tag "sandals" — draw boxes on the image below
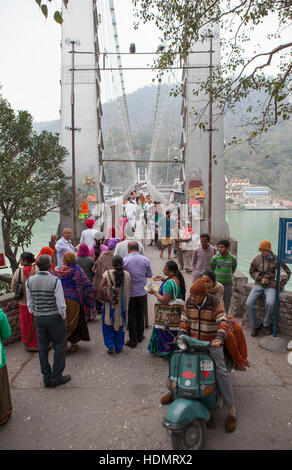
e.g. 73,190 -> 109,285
70,344 -> 79,353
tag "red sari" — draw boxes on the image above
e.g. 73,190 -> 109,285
19,266 -> 38,352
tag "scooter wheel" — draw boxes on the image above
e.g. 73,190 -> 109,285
171,419 -> 205,450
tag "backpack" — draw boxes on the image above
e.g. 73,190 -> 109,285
99,271 -> 119,305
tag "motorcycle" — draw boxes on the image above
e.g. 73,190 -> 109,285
163,328 -> 233,450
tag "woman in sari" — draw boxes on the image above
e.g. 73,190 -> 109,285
55,251 -> 96,353
93,238 -> 119,316
76,243 -> 94,282
35,246 -> 56,274
99,255 -> 131,354
0,308 -> 12,427
118,206 -> 129,240
201,270 -> 250,371
11,252 -> 39,352
148,260 -> 186,357
76,243 -> 96,322
93,238 -> 118,291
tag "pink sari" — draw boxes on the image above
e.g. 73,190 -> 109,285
19,266 -> 38,351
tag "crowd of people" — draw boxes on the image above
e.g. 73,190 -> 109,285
1,192 -> 291,435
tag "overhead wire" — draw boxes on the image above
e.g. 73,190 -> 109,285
98,0 -> 136,192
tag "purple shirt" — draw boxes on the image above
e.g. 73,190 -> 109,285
192,244 -> 216,280
123,252 -> 153,297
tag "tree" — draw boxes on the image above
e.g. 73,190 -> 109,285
0,97 -> 71,272
133,0 -> 292,146
34,0 -> 68,24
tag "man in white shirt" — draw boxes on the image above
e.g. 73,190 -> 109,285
26,254 -> 70,388
55,228 -> 75,268
114,226 -> 145,259
125,198 -> 137,230
80,219 -> 97,248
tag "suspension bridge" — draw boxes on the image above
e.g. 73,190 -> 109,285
59,0 -> 229,244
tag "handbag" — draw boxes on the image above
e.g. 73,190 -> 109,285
154,279 -> 184,329
14,268 -> 24,301
98,271 -> 119,305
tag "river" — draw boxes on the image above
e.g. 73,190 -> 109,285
2,209 -> 292,289
226,209 -> 292,289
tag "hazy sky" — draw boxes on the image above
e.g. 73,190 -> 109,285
0,1 -> 289,122
0,0 -> 161,122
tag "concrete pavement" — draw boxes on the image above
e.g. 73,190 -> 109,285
1,244 -> 292,450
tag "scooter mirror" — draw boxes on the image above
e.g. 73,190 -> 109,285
176,336 -> 188,351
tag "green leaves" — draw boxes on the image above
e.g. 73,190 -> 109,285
41,4 -> 48,18
34,1 -> 64,24
133,0 -> 292,141
54,11 -> 63,24
0,97 -> 70,271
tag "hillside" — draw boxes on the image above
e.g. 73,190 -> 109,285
33,85 -> 292,196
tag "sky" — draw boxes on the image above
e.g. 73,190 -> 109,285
0,1 -> 290,123
0,0 -> 162,123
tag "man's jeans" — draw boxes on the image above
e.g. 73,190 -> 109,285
246,285 -> 276,329
223,283 -> 233,314
35,314 -> 66,386
209,346 -> 234,407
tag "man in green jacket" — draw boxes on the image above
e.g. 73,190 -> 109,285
210,239 -> 237,313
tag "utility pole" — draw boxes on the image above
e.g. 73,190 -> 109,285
65,38 -> 81,245
208,34 -> 213,237
71,40 -> 78,245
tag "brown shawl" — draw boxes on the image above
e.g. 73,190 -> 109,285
103,270 -> 131,331
93,249 -> 114,291
209,282 -> 224,301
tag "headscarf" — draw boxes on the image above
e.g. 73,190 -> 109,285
94,231 -> 104,242
86,219 -> 95,228
100,244 -> 109,254
77,243 -> 90,257
35,246 -> 55,273
55,263 -> 96,308
107,238 -> 118,250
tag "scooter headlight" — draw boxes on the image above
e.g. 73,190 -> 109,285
176,336 -> 188,351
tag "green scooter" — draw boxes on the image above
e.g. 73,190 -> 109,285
163,331 -> 232,450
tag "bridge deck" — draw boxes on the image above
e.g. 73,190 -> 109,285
1,245 -> 292,450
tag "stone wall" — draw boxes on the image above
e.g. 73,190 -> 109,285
230,271 -> 292,337
0,293 -> 21,345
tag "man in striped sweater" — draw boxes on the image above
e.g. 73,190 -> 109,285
210,239 -> 237,313
26,254 -> 70,388
179,278 -> 236,432
161,279 -> 236,432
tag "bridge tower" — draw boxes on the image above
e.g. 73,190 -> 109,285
181,27 -> 229,240
60,0 -> 104,242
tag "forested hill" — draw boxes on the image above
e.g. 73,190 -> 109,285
33,84 -> 292,197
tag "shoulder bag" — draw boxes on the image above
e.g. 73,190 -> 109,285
98,271 -> 119,305
14,268 -> 24,301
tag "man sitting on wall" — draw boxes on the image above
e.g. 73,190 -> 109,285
246,240 -> 291,336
